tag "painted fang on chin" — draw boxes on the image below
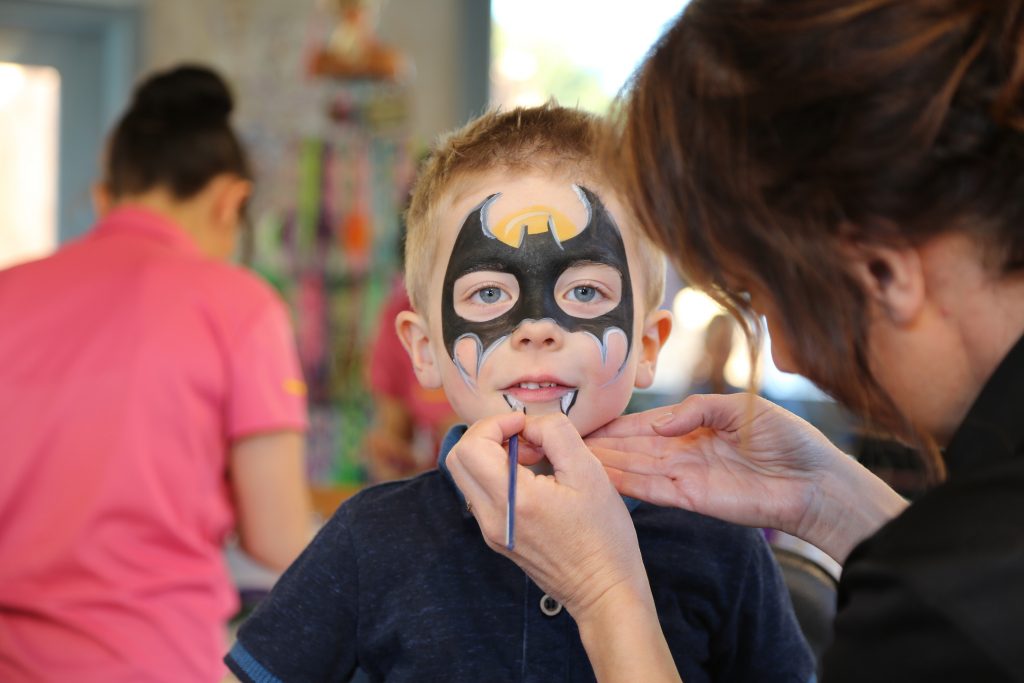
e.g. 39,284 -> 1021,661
502,389 -> 579,416
503,394 -> 526,413
560,389 -> 578,416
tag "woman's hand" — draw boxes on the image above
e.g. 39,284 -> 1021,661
446,412 -> 681,682
587,393 -> 907,563
446,412 -> 648,616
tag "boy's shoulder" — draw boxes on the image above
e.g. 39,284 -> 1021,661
319,469 -> 469,548
302,468 -> 514,597
340,469 -> 456,516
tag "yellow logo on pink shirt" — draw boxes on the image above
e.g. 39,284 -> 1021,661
283,378 -> 307,396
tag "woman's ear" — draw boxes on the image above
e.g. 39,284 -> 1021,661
91,183 -> 112,218
634,309 -> 673,389
843,240 -> 926,325
211,175 -> 252,230
395,310 -> 442,389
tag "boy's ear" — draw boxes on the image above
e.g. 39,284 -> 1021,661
634,309 -> 673,390
395,310 -> 443,389
842,239 -> 925,326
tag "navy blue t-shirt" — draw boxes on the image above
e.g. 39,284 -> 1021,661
227,426 -> 813,682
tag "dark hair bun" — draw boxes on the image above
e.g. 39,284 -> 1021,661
106,63 -> 250,199
130,64 -> 234,127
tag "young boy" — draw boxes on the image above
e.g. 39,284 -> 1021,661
226,105 -> 813,683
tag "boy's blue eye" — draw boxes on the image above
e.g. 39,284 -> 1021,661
570,285 -> 597,302
477,287 -> 503,304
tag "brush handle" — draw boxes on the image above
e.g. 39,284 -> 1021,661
506,434 -> 518,550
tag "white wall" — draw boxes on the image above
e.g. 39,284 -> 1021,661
141,0 -> 469,145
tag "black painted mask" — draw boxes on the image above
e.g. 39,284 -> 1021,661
441,185 -> 634,414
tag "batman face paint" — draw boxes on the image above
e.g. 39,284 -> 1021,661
441,184 -> 634,418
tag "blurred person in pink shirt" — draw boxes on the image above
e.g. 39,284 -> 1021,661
364,277 -> 458,482
0,64 -> 312,682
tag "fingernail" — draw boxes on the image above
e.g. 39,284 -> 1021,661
652,411 -> 674,428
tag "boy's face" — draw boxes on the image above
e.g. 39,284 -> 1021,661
399,170 -> 670,437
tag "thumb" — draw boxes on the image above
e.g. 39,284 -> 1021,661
651,393 -> 748,437
521,414 -> 602,486
464,410 -> 527,445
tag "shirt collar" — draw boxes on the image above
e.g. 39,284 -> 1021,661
437,424 -> 641,518
943,333 -> 1024,479
90,205 -> 202,256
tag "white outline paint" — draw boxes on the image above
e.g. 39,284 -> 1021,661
479,193 -> 503,241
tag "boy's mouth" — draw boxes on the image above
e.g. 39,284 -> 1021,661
502,382 -> 579,415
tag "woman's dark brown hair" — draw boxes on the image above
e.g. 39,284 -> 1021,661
615,0 -> 1024,480
105,64 -> 251,199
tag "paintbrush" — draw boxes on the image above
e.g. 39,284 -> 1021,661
506,432 -> 518,550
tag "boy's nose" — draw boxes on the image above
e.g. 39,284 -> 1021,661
510,318 -> 564,351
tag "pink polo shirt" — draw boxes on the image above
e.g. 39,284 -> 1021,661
0,207 -> 307,682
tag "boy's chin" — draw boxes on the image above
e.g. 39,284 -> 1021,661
502,400 -> 614,438
506,400 -> 586,430
515,401 -> 563,417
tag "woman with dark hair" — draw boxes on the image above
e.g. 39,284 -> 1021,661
446,1 -> 1024,680
0,65 -> 312,682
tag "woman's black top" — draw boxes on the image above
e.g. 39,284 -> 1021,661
823,335 -> 1024,681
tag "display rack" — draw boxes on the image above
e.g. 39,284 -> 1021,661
251,76 -> 411,488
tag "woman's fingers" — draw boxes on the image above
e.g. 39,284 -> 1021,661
603,466 -> 687,508
520,414 -> 604,487
648,393 -> 761,437
446,412 -> 527,523
520,413 -> 584,454
513,438 -> 546,467
587,406 -> 671,438
588,394 -> 745,441
466,409 -> 527,446
586,441 -> 667,474
587,428 -> 715,472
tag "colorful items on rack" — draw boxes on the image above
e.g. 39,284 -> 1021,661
250,82 -> 410,485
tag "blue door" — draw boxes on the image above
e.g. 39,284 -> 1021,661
0,1 -> 138,243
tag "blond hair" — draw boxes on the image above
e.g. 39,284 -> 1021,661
405,103 -> 665,316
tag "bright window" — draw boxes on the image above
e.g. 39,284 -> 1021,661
0,62 -> 60,270
490,0 -> 685,112
664,287 -> 830,401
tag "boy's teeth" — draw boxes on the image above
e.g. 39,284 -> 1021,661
560,390 -> 578,416
518,382 -> 557,389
